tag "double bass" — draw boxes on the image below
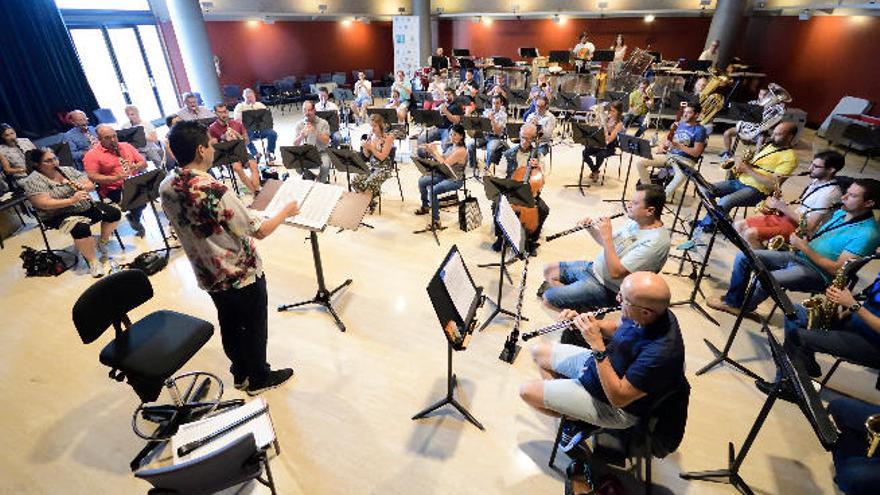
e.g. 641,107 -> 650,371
510,145 -> 545,234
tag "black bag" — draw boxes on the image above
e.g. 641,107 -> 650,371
20,246 -> 67,277
458,196 -> 482,232
128,251 -> 168,276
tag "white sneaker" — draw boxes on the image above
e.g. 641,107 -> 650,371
96,239 -> 110,261
89,261 -> 105,278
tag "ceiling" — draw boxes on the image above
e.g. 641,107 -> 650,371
152,0 -> 880,20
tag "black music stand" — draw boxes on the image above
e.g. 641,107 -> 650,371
452,48 -> 470,57
605,134 -> 651,205
549,51 -> 571,64
48,142 -> 75,169
411,109 -> 443,154
461,115 -> 492,141
366,107 -> 399,126
518,47 -> 538,58
119,169 -> 180,260
680,328 -> 838,494
316,111 -> 340,135
413,245 -> 485,430
117,126 -> 147,149
242,108 -> 274,158
430,56 -> 449,72
326,148 -> 368,191
212,139 -> 248,195
565,123 -> 606,195
280,144 -> 323,180
591,50 -> 615,63
683,60 -> 713,72
492,57 -> 515,68
478,178 -> 532,334
412,157 -> 457,245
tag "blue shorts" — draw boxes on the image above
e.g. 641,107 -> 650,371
543,261 -> 617,311
355,94 -> 371,106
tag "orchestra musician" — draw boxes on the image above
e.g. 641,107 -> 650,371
734,150 -> 844,249
698,39 -> 721,67
176,92 -> 215,121
0,123 -> 36,188
414,123 -> 468,230
234,88 -> 279,164
160,120 -> 298,395
467,94 -> 507,176
292,100 -> 332,183
62,110 -> 98,170
351,113 -> 396,212
635,101 -> 707,200
122,104 -> 163,167
622,78 -> 653,137
582,101 -> 624,183
425,73 -> 446,110
350,71 -> 373,125
21,147 -> 121,278
720,87 -> 786,161
315,87 -> 343,147
496,123 -> 550,252
608,34 -> 628,79
427,47 -> 451,72
706,179 -> 880,317
827,397 -> 880,494
520,272 -> 684,494
541,184 -> 670,312
525,95 -> 556,156
84,124 -> 148,237
390,70 -> 412,123
523,73 -> 553,121
488,72 -> 510,102
456,69 -> 480,98
571,32 -> 595,74
417,88 -> 463,153
163,115 -> 182,171
208,103 -> 262,194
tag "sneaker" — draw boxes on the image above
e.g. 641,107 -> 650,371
233,377 -> 249,391
414,206 -> 429,216
246,368 -> 294,396
706,297 -> 741,316
719,150 -> 733,161
491,238 -> 502,252
536,281 -> 550,298
89,261 -> 105,278
96,239 -> 110,261
676,239 -> 697,251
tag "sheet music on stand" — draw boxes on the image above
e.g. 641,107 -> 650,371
171,397 -> 275,464
262,175 -> 343,230
442,250 -> 478,324
496,195 -> 524,257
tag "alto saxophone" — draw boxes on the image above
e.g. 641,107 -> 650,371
767,210 -> 808,251
867,413 -> 880,458
757,182 -> 783,216
721,147 -> 754,171
803,258 -> 855,330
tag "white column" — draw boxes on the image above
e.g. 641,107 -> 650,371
166,0 -> 222,106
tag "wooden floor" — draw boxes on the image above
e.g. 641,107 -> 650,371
1,109 -> 878,495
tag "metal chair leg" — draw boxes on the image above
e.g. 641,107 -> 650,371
549,418 -> 564,469
819,358 -> 843,388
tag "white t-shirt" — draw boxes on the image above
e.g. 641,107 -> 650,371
233,101 -> 268,122
592,220 -> 671,291
315,100 -> 339,112
699,49 -> 718,63
798,179 -> 843,221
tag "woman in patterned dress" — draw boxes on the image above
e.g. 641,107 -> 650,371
352,113 -> 396,211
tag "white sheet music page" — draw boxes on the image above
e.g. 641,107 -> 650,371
497,195 -> 523,256
171,397 -> 275,464
294,181 -> 343,230
262,175 -> 314,221
441,250 -> 476,322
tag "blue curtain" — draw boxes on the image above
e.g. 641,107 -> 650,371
0,0 -> 99,138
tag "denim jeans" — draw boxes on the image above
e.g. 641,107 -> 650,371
828,398 -> 880,495
247,128 -> 278,157
418,174 -> 462,220
543,261 -> 618,311
467,137 -> 505,172
723,250 -> 827,312
697,179 -> 766,228
623,113 -> 647,137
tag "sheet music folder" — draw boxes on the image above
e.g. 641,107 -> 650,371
171,397 -> 276,464
251,178 -> 370,232
427,245 -> 483,350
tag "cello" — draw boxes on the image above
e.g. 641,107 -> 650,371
510,143 -> 545,234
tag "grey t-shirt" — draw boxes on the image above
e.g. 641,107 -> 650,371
592,220 -> 671,291
294,117 -> 331,152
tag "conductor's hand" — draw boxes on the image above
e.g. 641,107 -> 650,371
571,312 -> 604,350
826,286 -> 857,308
284,200 -> 300,217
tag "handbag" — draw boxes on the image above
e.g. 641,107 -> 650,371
20,246 -> 67,277
458,195 -> 482,232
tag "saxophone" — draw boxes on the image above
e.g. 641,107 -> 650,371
720,147 -> 754,171
803,258 -> 854,330
756,182 -> 782,216
767,210 -> 808,251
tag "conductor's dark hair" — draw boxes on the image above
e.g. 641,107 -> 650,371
168,121 -> 209,166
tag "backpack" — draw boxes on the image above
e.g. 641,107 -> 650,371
20,246 -> 67,277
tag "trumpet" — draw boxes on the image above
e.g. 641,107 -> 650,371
522,306 -> 621,341
867,413 -> 880,457
545,212 -> 625,242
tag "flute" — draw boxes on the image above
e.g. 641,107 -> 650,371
522,305 -> 621,341
545,212 -> 625,242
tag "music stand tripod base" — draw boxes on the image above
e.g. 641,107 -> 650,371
412,343 -> 484,430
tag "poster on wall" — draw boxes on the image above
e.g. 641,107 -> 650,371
393,16 -> 421,88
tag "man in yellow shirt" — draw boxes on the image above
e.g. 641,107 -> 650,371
623,78 -> 652,137
681,122 -> 797,248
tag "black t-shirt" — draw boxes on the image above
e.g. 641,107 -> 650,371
440,101 -> 463,128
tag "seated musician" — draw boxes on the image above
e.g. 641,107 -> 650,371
350,72 -> 372,125
207,103 -> 262,194
62,110 -> 98,170
234,88 -> 279,164
425,73 -> 446,110
417,88 -> 463,153
176,92 -> 215,121
827,398 -> 880,494
467,95 -> 507,176
622,78 -> 653,138
21,148 -> 121,278
635,102 -> 707,200
520,273 -> 684,486
488,72 -> 510,102
83,124 -> 148,237
315,87 -> 343,146
163,115 -> 181,170
542,184 -> 670,311
293,100 -> 332,183
456,69 -> 480,98
720,86 -> 786,160
414,124 -> 468,230
687,121 -> 798,240
734,150 -> 844,249
390,70 -> 412,123
571,32 -> 596,74
526,96 -> 556,156
698,39 -> 720,67
352,113 -> 395,212
495,123 -> 550,252
707,179 -> 880,317
122,105 -> 163,167
0,123 -> 36,188
523,73 -> 553,121
582,101 -> 624,183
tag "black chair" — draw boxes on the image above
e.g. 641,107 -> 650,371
135,432 -> 277,495
72,269 -> 236,442
549,379 -> 691,495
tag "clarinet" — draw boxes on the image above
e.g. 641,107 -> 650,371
55,166 -> 96,206
545,212 -> 625,242
521,305 -> 621,341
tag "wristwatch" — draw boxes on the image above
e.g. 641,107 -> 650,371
849,302 -> 862,313
594,349 -> 608,362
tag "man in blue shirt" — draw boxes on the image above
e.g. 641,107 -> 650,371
635,102 -> 707,200
520,272 -> 685,429
62,110 -> 98,170
708,179 -> 880,315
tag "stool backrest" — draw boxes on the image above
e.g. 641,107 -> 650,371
72,269 -> 154,344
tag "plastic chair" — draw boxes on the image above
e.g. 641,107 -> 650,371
93,108 -> 117,125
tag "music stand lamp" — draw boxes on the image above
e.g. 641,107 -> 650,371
605,134 -> 652,205
412,245 -> 485,430
477,177 -> 533,333
117,126 -> 147,149
241,108 -> 274,160
411,157 -> 456,245
564,123 -> 605,195
119,169 -> 181,262
680,328 -> 838,494
212,140 -> 249,195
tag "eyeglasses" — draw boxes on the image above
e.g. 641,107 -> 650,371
616,292 -> 656,313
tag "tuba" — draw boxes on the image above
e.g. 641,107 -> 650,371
737,83 -> 792,142
698,71 -> 732,125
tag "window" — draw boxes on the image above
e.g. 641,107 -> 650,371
56,0 -> 150,10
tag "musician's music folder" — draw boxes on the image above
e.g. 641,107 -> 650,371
171,397 -> 275,464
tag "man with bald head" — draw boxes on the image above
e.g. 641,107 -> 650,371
84,124 -> 148,237
62,110 -> 99,170
292,100 -> 332,183
521,272 -> 684,431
